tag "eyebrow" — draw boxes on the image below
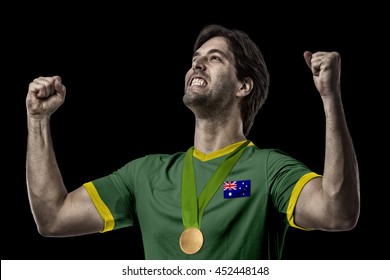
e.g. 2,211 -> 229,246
192,49 -> 230,60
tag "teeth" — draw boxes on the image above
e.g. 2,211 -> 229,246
191,78 -> 206,86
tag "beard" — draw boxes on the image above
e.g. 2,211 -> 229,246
183,79 -> 236,121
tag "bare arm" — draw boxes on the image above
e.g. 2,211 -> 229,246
294,51 -> 360,231
26,76 -> 103,237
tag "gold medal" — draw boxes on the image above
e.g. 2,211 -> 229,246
179,227 -> 204,255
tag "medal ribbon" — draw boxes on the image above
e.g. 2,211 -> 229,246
181,140 -> 251,230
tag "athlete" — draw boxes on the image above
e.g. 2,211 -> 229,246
25,24 -> 360,259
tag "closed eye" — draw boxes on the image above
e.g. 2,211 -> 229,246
210,55 -> 222,62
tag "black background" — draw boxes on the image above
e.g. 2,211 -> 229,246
3,4 -> 389,260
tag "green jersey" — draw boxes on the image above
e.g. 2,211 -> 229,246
83,140 -> 320,259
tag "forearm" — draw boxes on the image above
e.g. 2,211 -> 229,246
321,95 -> 360,228
26,117 -> 68,234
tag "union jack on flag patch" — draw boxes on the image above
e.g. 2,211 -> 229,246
223,180 -> 251,199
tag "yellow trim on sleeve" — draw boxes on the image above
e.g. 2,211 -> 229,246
286,172 -> 322,230
83,182 -> 115,233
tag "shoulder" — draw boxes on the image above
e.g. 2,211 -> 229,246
139,151 -> 186,162
248,145 -> 293,158
248,145 -> 306,168
125,151 -> 186,168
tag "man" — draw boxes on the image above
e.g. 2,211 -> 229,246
26,24 -> 360,259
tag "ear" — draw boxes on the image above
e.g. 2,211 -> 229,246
237,78 -> 253,97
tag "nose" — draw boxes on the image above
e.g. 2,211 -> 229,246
192,57 -> 206,72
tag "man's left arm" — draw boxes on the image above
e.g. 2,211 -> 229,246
294,51 -> 360,231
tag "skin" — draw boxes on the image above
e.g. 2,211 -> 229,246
26,77 -> 104,236
183,37 -> 251,154
26,37 -> 359,237
295,51 -> 360,230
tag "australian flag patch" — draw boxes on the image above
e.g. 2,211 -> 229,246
223,180 -> 251,199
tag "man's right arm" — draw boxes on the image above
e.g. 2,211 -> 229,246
26,76 -> 104,237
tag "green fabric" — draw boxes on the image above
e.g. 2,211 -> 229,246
88,143 -> 314,259
182,140 -> 250,229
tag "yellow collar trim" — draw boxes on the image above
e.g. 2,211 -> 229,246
193,140 -> 254,162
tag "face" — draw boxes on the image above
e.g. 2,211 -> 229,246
183,36 -> 241,119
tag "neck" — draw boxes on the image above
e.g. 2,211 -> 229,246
193,118 -> 246,154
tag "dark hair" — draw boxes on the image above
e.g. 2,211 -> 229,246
194,24 -> 270,136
